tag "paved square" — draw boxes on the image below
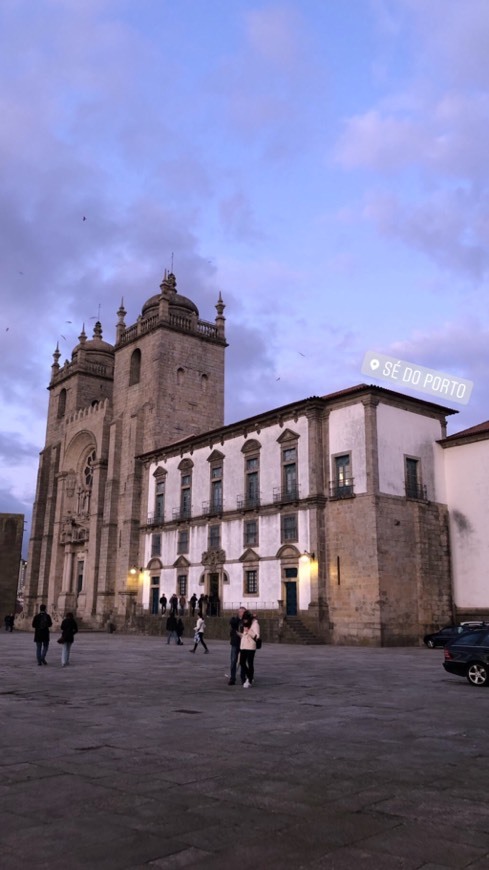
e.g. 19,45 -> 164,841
1,630 -> 488,869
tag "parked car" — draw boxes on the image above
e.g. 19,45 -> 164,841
423,622 -> 485,648
443,628 -> 489,686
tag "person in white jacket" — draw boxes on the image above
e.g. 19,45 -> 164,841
239,611 -> 260,688
189,615 -> 209,653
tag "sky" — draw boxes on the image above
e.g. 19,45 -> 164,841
1,0 -> 489,552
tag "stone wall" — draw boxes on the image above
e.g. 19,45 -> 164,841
0,514 -> 24,620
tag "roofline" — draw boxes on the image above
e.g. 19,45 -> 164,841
137,382 -> 456,464
439,429 -> 489,449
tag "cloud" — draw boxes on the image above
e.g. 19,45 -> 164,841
363,188 -> 489,280
333,2 -> 489,283
386,318 -> 489,431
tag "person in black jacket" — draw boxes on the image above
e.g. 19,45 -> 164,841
59,612 -> 78,667
228,607 -> 245,685
166,613 -> 178,644
32,604 -> 53,666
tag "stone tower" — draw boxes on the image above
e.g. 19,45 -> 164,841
24,274 -> 226,625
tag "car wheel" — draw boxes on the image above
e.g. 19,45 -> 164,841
466,662 -> 489,687
426,639 -> 435,648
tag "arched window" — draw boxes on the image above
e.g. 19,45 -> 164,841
57,389 -> 67,418
84,449 -> 96,488
129,349 -> 141,385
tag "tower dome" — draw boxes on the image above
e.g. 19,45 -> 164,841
141,272 -> 199,319
72,322 -> 114,363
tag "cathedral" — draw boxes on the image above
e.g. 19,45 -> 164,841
24,272 -> 489,643
24,273 -> 227,626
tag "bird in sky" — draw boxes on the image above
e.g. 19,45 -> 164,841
82,216 -> 86,221
297,351 -> 305,357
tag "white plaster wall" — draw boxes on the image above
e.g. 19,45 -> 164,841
444,440 -> 489,610
144,416 -> 314,609
377,404 -> 443,499
329,404 -> 367,493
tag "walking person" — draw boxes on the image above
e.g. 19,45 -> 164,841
59,612 -> 78,667
228,606 -> 245,685
189,614 -> 209,653
166,613 -> 179,644
32,604 -> 53,666
239,610 -> 260,688
176,617 -> 185,645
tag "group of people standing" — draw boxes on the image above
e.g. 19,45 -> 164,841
159,592 -> 221,618
31,605 -> 78,667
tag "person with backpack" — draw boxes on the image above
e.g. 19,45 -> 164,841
32,604 -> 53,666
189,614 -> 209,653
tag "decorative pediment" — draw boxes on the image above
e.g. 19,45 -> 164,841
241,439 -> 261,454
277,428 -> 299,444
147,557 -> 163,570
173,555 -> 190,569
207,449 -> 225,463
153,466 -> 167,479
239,548 -> 260,563
178,458 -> 194,471
276,544 -> 301,560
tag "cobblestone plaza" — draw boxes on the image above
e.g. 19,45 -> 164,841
1,632 -> 488,869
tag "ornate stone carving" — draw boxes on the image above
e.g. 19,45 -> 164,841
201,549 -> 226,566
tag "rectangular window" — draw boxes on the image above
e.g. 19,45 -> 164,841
151,533 -> 161,557
244,569 -> 258,595
331,454 -> 353,497
244,519 -> 258,547
154,479 -> 165,522
177,574 -> 187,596
211,478 -> 222,511
405,457 -> 422,498
281,513 -> 298,543
208,524 -> 221,550
177,529 -> 189,554
284,567 -> 298,579
245,457 -> 259,507
181,473 -> 191,518
76,560 -> 84,594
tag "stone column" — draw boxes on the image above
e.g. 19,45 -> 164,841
362,396 -> 380,495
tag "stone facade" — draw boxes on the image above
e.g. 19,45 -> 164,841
23,274 -> 226,625
0,514 -> 24,620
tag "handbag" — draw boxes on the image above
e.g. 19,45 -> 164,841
57,636 -> 65,644
255,636 -> 262,650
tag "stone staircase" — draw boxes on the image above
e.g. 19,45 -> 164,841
283,616 -> 325,645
